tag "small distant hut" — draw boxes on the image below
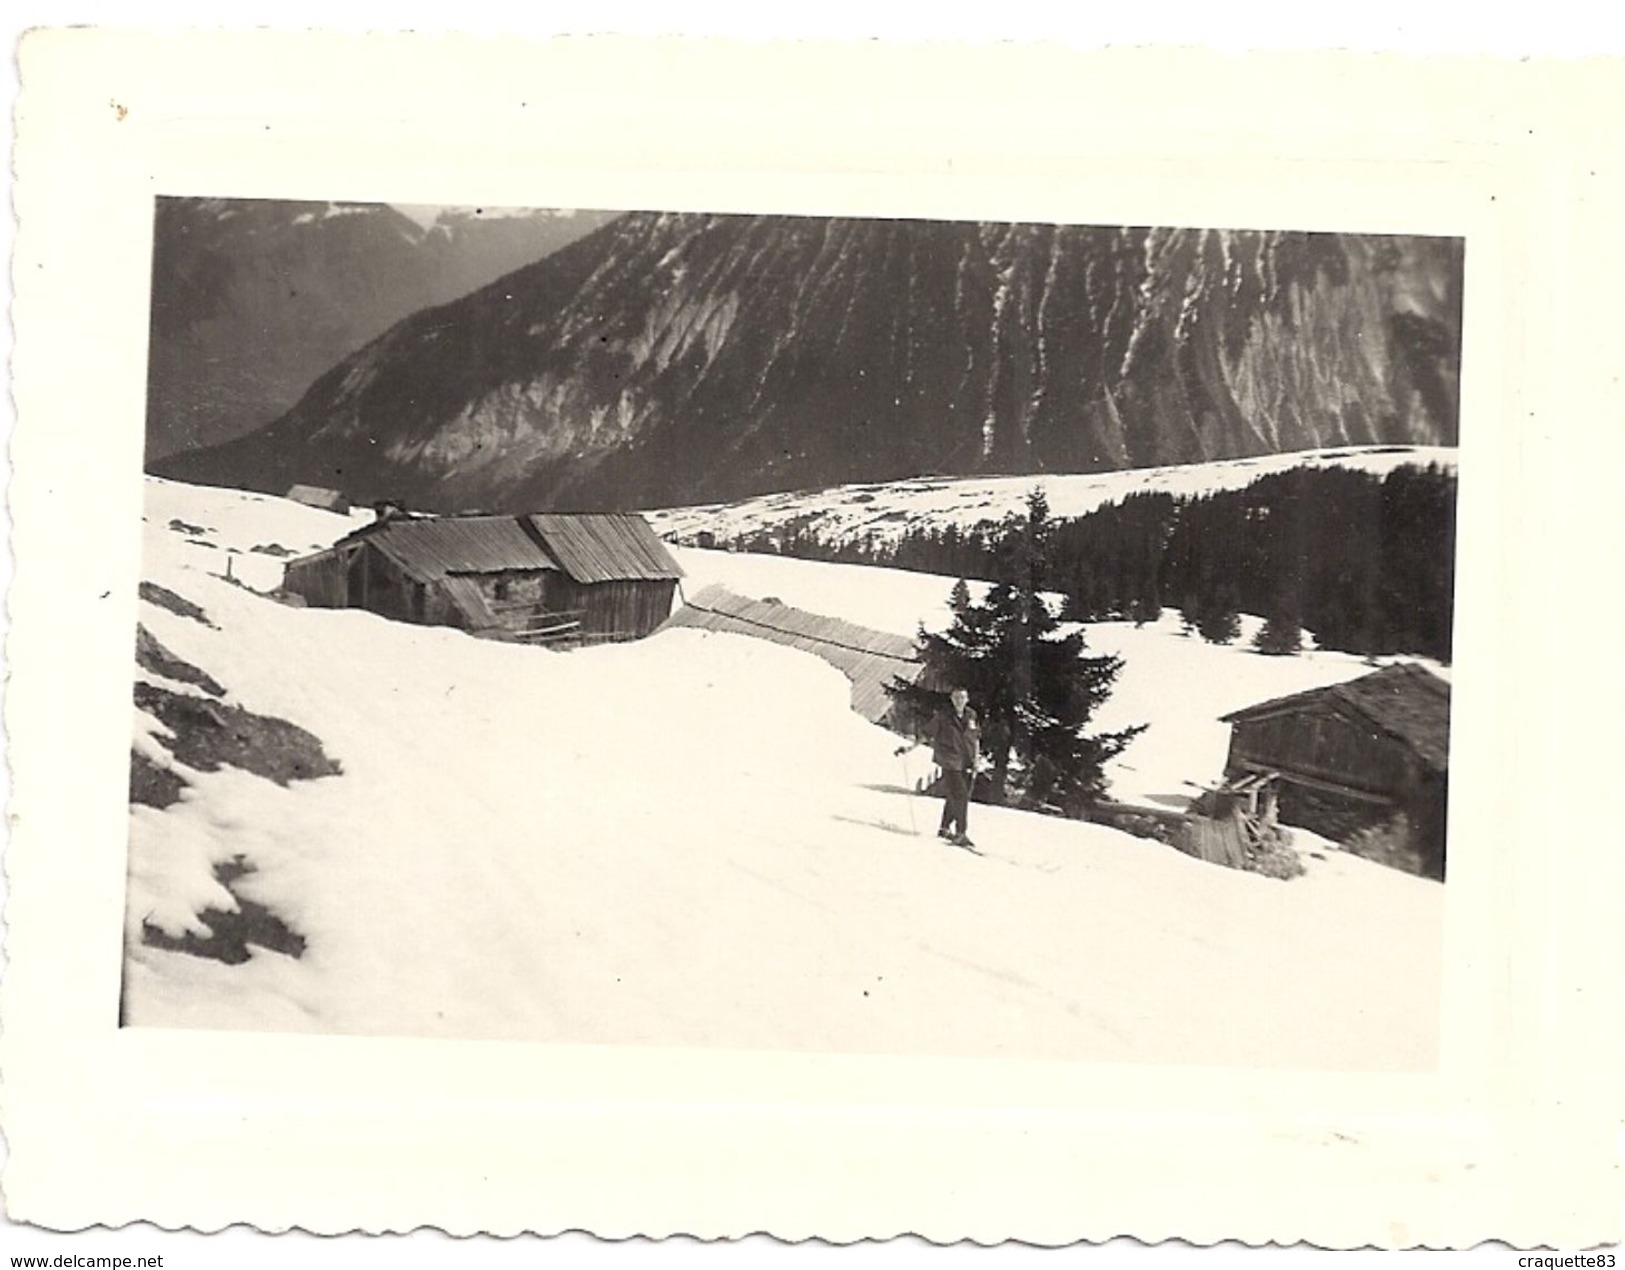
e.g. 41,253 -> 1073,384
285,484 -> 351,515
659,583 -> 923,727
281,512 -> 682,645
1218,663 -> 1451,878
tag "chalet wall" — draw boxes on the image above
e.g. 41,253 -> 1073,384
547,576 -> 678,640
352,544 -> 422,624
282,550 -> 348,608
462,571 -> 554,634
285,545 -> 432,624
1224,703 -> 1448,879
1406,769 -> 1448,880
1274,781 -> 1393,843
1226,704 -> 1408,797
423,584 -> 470,630
484,573 -> 549,606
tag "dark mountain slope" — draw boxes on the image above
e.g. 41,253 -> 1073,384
153,212 -> 1462,511
145,198 -> 615,459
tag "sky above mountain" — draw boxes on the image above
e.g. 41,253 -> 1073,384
390,203 -> 615,228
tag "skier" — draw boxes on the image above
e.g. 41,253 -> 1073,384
931,686 -> 981,848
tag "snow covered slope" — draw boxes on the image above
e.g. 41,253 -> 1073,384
669,544 -> 1442,810
648,444 -> 1458,548
125,478 -> 1443,1069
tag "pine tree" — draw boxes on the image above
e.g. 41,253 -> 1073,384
1178,591 -> 1201,637
1127,591 -> 1162,628
887,489 -> 1145,816
1197,583 -> 1242,645
1253,607 -> 1303,656
1062,559 -> 1101,622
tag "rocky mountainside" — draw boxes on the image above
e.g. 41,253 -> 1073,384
153,212 -> 1463,512
145,198 -> 615,459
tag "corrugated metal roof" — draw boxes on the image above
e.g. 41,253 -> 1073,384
660,584 -> 921,724
527,514 -> 683,583
1221,663 -> 1451,772
364,516 -> 559,583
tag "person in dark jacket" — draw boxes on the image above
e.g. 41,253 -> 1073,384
931,687 -> 981,846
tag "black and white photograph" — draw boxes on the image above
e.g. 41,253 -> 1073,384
125,199 -> 1460,1068
5,23 -> 1620,1256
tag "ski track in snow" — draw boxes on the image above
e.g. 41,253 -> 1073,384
122,475 -> 1444,1069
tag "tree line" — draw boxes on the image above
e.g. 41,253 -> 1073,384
695,463 -> 1457,662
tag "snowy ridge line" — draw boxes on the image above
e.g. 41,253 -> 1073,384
647,445 -> 1460,552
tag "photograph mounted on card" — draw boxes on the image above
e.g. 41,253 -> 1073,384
5,28 -> 1619,1249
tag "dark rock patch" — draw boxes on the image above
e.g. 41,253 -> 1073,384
141,855 -> 306,965
134,682 -> 342,786
139,581 -> 214,627
135,624 -> 225,696
249,542 -> 298,557
168,517 -> 210,535
129,750 -> 188,809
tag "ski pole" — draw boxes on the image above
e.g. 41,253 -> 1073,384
895,744 -> 920,837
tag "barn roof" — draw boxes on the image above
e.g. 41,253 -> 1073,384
1221,663 -> 1451,771
660,584 -> 921,724
361,516 -> 558,583
526,514 -> 684,583
306,512 -> 682,586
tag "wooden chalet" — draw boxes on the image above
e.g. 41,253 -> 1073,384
285,484 -> 351,515
280,512 -> 683,645
659,583 -> 923,727
1219,663 -> 1450,878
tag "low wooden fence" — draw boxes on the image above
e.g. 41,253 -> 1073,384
478,602 -> 587,645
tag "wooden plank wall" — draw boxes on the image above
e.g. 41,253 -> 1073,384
546,576 -> 678,640
1229,706 -> 1406,797
357,545 -> 421,624
283,551 -> 349,607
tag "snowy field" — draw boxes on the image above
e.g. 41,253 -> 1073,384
125,478 -> 1444,1069
647,444 -> 1459,548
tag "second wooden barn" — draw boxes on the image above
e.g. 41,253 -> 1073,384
280,511 -> 682,644
1218,662 -> 1451,878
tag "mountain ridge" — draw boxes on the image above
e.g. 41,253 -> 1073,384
145,197 -> 617,459
152,212 -> 1463,512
